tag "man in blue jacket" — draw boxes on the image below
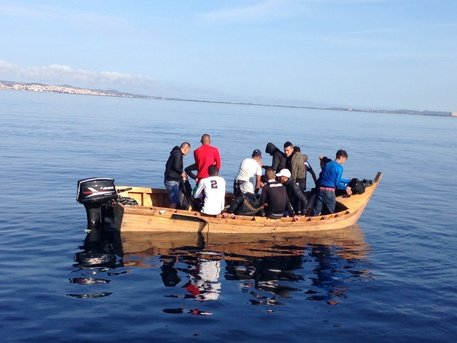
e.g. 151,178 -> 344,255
313,150 -> 352,215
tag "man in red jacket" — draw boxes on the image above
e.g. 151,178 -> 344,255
194,134 -> 221,182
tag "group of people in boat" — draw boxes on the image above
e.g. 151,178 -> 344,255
163,133 -> 353,219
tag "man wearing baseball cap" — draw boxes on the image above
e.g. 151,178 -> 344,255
233,149 -> 264,196
276,168 -> 309,215
259,168 -> 297,220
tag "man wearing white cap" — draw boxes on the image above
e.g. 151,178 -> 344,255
259,169 -> 297,220
276,168 -> 309,215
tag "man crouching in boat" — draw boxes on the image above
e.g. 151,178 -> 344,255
313,149 -> 352,215
193,165 -> 226,216
259,168 -> 298,220
164,142 -> 191,209
222,182 -> 265,219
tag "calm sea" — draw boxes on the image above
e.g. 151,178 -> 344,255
1,91 -> 456,342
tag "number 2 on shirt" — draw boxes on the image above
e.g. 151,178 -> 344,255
210,180 -> 218,189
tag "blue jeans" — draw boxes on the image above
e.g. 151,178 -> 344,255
313,188 -> 336,215
164,180 -> 182,206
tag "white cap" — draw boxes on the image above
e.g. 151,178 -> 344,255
276,168 -> 291,178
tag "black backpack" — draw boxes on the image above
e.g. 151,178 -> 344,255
348,178 -> 366,194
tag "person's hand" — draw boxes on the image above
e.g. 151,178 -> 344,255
346,186 -> 352,196
292,215 -> 299,222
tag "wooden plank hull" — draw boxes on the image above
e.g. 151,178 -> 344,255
111,172 -> 382,234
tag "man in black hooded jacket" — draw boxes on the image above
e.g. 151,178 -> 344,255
264,142 -> 286,173
164,142 -> 190,208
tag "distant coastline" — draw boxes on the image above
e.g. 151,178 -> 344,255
0,80 -> 453,117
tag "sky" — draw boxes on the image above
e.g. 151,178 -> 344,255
0,0 -> 456,111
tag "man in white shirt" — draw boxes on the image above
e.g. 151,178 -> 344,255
233,149 -> 263,196
194,165 -> 226,216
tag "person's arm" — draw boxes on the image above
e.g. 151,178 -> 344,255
184,163 -> 197,180
335,166 -> 352,195
259,185 -> 268,207
306,162 -> 318,186
291,155 -> 299,180
285,193 -> 297,217
172,151 -> 183,174
193,180 -> 205,199
335,166 -> 345,190
292,182 -> 308,209
255,164 -> 263,191
215,148 -> 221,170
272,154 -> 280,172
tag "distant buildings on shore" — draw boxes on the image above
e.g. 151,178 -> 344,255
0,80 -> 454,117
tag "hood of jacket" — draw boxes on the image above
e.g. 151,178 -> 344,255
265,142 -> 280,155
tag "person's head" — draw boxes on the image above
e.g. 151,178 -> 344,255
251,149 -> 262,162
293,146 -> 301,153
265,168 -> 276,181
200,134 -> 211,145
335,149 -> 348,164
319,155 -> 332,169
265,142 -> 277,156
208,164 -> 219,176
275,168 -> 291,184
283,141 -> 294,157
180,142 -> 190,155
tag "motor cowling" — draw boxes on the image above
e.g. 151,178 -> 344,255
76,178 -> 117,231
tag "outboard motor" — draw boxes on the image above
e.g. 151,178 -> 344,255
76,178 -> 117,231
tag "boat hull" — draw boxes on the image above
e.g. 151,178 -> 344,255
110,172 -> 382,234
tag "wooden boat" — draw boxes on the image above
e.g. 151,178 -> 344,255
109,172 -> 382,234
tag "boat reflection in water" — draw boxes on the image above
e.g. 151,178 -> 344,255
118,225 -> 371,307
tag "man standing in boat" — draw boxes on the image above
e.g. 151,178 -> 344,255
313,149 -> 352,215
233,149 -> 263,196
164,142 -> 191,209
194,134 -> 221,182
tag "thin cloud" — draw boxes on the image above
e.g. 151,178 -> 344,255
199,0 -> 297,23
199,0 -> 415,23
0,3 -> 129,30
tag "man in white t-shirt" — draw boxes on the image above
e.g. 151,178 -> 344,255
194,165 -> 226,216
233,149 -> 263,196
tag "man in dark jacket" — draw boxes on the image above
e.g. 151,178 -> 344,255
164,142 -> 191,208
283,141 -> 306,190
276,169 -> 308,215
259,169 -> 297,220
264,142 -> 286,173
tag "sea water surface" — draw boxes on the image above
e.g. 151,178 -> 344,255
0,91 -> 456,342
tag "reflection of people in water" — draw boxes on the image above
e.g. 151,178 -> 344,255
160,251 -> 222,301
225,254 -> 304,297
307,244 -> 369,304
184,257 -> 221,301
149,232 -> 369,306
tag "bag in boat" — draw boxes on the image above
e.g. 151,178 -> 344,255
348,178 -> 366,194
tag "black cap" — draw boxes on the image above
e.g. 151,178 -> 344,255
252,149 -> 262,157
